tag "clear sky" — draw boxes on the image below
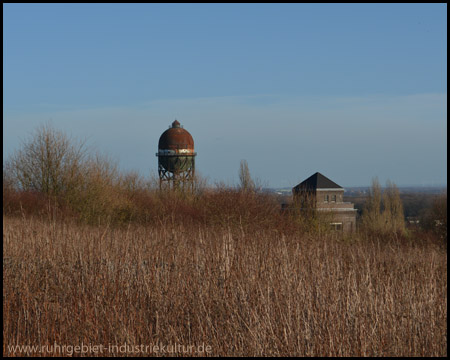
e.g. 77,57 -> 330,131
3,3 -> 447,188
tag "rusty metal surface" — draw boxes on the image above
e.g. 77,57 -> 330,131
158,155 -> 195,173
158,120 -> 195,153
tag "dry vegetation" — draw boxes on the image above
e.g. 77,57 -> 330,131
3,212 -> 447,357
3,124 -> 447,356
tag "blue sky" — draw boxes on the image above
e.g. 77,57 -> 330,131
3,3 -> 447,187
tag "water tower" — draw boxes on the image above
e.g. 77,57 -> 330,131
156,120 -> 197,190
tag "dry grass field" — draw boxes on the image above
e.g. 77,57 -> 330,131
3,215 -> 447,357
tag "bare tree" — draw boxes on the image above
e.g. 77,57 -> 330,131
238,159 -> 255,192
421,192 -> 447,241
383,180 -> 406,234
361,177 -> 383,232
6,123 -> 87,197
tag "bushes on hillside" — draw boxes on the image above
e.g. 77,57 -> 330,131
5,123 -> 445,243
3,124 -> 283,230
5,123 -> 87,197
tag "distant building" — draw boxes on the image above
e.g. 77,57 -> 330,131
292,172 -> 357,232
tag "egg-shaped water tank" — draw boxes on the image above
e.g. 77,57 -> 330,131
156,120 -> 196,173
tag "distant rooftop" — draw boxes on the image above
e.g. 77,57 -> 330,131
293,172 -> 343,192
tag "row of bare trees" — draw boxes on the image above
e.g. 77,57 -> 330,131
360,178 -> 406,235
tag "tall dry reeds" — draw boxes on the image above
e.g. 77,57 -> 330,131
3,216 -> 447,357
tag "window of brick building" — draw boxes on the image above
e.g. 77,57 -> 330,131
330,223 -> 343,231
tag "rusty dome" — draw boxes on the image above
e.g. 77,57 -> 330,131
158,120 -> 195,153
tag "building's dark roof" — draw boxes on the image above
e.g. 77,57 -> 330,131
293,172 -> 342,192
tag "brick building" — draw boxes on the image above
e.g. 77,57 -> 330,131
292,172 -> 357,232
